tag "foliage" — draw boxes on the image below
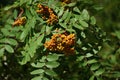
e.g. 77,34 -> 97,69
0,0 -> 120,80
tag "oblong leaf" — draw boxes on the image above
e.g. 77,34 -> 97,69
31,69 -> 44,75
46,61 -> 60,68
5,45 -> 14,53
94,68 -> 105,76
90,16 -> 96,25
46,54 -> 59,61
81,9 -> 90,21
31,62 -> 45,68
0,48 -> 5,57
31,76 -> 42,80
80,20 -> 88,27
45,69 -> 57,77
87,59 -> 97,64
90,64 -> 100,71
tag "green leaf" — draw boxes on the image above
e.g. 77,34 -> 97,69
20,0 -> 28,5
74,24 -> 84,30
66,28 -> 75,33
61,9 -> 69,21
30,17 -> 36,28
67,2 -> 76,7
46,54 -> 59,61
73,7 -> 81,13
77,39 -> 82,45
5,45 -> 14,53
31,62 -> 45,68
45,25 -> 51,35
4,3 -> 19,11
90,16 -> 96,25
1,28 -> 10,36
115,31 -> 120,39
0,48 -> 4,57
89,75 -> 95,80
81,32 -> 86,38
96,77 -> 102,80
40,56 -> 47,62
94,68 -> 105,76
80,20 -> 88,27
20,18 -> 36,41
45,69 -> 57,76
59,23 -> 67,29
81,47 -> 87,50
65,11 -> 72,23
48,0 -> 55,7
76,56 -> 84,61
8,39 -> 18,46
25,9 -> 32,19
30,7 -> 36,16
31,76 -> 42,80
82,61 -> 88,66
111,72 -> 120,77
93,5 -> 103,11
42,77 -> 49,80
19,53 -> 30,65
87,59 -> 97,64
36,34 -> 44,45
31,69 -> 44,75
13,9 -> 18,19
0,38 -> 18,46
86,53 -> 93,58
81,9 -> 90,21
46,61 -> 60,68
90,64 -> 100,71
20,28 -> 30,41
6,19 -> 14,25
28,33 -> 44,58
93,49 -> 98,54
58,7 -> 64,17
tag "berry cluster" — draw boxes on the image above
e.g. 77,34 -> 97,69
36,4 -> 58,25
12,17 -> 26,26
44,33 -> 75,55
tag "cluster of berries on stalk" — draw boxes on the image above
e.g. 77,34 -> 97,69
36,4 -> 58,25
44,33 -> 75,55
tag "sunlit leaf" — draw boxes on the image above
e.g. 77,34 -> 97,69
87,59 -> 97,64
74,24 -> 84,30
31,69 -> 44,75
31,76 -> 42,80
80,20 -> 88,27
81,9 -> 90,21
46,61 -> 60,68
67,2 -> 76,7
46,54 -> 59,61
31,62 -> 45,68
73,7 -> 81,13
